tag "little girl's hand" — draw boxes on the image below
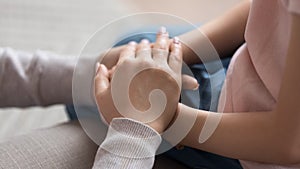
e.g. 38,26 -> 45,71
94,28 -> 183,133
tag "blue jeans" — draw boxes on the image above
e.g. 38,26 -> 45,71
66,26 -> 242,169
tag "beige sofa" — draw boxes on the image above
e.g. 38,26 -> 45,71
0,121 -> 188,169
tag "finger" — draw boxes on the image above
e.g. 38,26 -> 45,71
117,41 -> 136,65
168,37 -> 183,74
136,39 -> 152,60
108,65 -> 116,80
182,74 -> 199,90
152,26 -> 170,63
94,63 -> 110,96
100,46 -> 122,69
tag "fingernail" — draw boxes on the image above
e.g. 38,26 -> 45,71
141,39 -> 150,44
173,37 -> 180,44
95,62 -> 100,73
128,41 -> 137,46
158,26 -> 167,34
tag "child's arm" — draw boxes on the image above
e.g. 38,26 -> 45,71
179,0 -> 251,65
0,48 -> 75,107
178,13 -> 300,165
101,0 -> 251,67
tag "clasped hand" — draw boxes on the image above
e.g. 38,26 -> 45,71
94,28 -> 197,133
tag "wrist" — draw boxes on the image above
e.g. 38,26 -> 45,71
101,118 -> 162,158
177,103 -> 209,146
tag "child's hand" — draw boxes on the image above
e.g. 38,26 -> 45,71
94,28 -> 183,133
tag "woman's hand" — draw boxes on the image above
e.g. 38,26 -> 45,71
94,29 -> 183,133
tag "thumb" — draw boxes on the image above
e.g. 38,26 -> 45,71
182,74 -> 199,90
94,63 -> 110,96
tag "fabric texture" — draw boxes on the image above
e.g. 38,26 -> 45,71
0,47 -> 75,107
287,0 -> 300,15
93,118 -> 161,169
111,28 -> 243,169
0,44 -> 187,169
218,0 -> 300,168
0,122 -> 98,169
0,120 -> 186,169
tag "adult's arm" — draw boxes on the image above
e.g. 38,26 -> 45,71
0,47 -> 75,107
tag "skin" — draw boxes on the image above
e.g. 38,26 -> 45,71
99,0 -> 251,88
95,0 -> 300,165
94,30 -> 183,133
178,10 -> 300,165
179,0 -> 251,64
100,0 -> 251,66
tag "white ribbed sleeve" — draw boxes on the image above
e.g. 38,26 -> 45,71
92,118 -> 162,169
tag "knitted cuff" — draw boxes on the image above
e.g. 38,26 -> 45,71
100,118 -> 162,159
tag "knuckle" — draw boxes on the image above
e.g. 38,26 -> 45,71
138,60 -> 152,67
121,46 -> 135,55
120,50 -> 134,58
122,58 -> 134,65
153,48 -> 168,57
138,43 -> 150,49
155,43 -> 168,50
155,38 -> 169,50
137,49 -> 151,56
171,44 -> 182,53
156,62 -> 170,70
170,53 -> 182,62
